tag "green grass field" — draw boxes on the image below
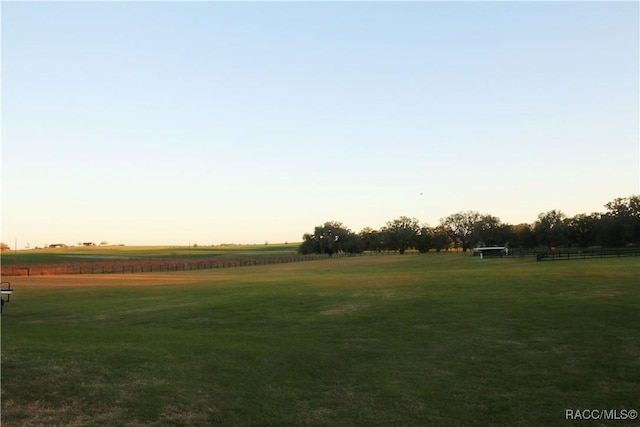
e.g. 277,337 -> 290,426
1,254 -> 638,426
1,243 -> 299,265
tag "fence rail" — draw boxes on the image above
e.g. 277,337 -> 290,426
2,248 -> 638,275
0,250 -> 438,277
535,248 -> 640,262
0,253 -> 349,276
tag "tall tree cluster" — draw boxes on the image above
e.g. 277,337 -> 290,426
298,195 -> 640,255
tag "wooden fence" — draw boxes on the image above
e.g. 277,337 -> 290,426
535,248 -> 640,262
0,254 -> 344,276
3,248 -> 638,276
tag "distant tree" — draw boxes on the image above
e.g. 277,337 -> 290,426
472,214 -> 511,247
414,226 -> 432,253
534,210 -> 567,248
382,216 -> 421,254
602,195 -> 640,245
430,226 -> 450,252
296,194 -> 640,256
359,227 -> 384,252
100,241 -> 109,246
596,215 -> 620,247
0,242 -> 10,252
440,211 -> 483,252
512,223 -> 536,249
298,221 -> 361,256
566,213 -> 600,248
604,195 -> 640,218
341,232 -> 365,254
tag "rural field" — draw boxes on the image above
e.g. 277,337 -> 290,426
0,244 -> 301,266
1,254 -> 639,426
0,244 -> 309,277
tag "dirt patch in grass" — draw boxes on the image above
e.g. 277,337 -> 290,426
1,400 -> 88,426
160,402 -> 220,425
320,303 -> 368,316
5,272 -> 208,288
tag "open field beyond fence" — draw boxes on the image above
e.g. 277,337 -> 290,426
1,255 -> 639,426
535,247 -> 640,262
1,244 -> 305,276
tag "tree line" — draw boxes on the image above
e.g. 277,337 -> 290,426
298,195 -> 640,255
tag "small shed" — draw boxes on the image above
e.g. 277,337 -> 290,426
474,246 -> 508,258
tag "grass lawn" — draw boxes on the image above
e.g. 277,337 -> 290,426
1,255 -> 639,426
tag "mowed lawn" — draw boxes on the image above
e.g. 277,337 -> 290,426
1,255 -> 638,426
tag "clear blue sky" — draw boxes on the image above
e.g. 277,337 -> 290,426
2,1 -> 638,247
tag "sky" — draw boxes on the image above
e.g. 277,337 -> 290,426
1,1 -> 639,247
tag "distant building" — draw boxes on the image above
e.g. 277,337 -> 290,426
48,243 -> 67,249
473,246 -> 508,258
82,242 -> 96,246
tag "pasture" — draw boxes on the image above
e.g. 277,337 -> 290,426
1,254 -> 638,426
1,243 -> 299,266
